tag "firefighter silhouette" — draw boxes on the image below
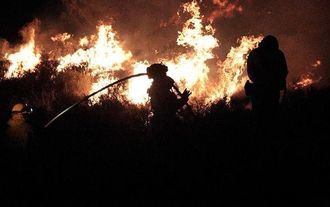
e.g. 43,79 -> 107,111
146,63 -> 191,140
245,35 -> 288,131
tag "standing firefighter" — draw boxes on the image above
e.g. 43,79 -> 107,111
146,63 -> 191,142
245,35 -> 288,132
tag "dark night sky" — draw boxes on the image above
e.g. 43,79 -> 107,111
0,0 -> 329,82
0,0 -> 62,42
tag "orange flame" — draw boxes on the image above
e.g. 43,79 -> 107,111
56,24 -> 132,103
293,72 -> 322,90
57,25 -> 132,73
127,61 -> 152,104
213,35 -> 263,102
51,33 -> 72,42
294,76 -> 314,89
128,0 -> 260,104
4,28 -> 41,79
2,0 -> 262,107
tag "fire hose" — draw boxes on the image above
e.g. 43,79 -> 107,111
44,73 -> 147,128
44,72 -> 195,128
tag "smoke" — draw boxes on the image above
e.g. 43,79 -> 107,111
207,0 -> 243,22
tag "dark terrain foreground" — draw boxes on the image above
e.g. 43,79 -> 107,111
1,85 -> 330,206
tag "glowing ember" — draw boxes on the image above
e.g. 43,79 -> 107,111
4,28 -> 41,79
293,73 -> 322,90
292,59 -> 323,90
312,59 -> 321,68
51,33 -> 72,42
294,77 -> 314,89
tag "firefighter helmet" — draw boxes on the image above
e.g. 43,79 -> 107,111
146,63 -> 168,78
11,103 -> 33,114
259,35 -> 279,50
12,103 -> 25,113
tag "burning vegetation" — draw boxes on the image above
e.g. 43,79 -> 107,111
0,0 -> 323,109
3,24 -> 41,79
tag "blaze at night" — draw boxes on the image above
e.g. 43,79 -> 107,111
0,0 -> 329,205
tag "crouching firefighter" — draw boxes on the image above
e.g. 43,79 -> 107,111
146,63 -> 191,143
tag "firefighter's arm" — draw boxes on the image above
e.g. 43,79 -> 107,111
172,83 -> 191,107
172,83 -> 183,96
173,83 -> 191,100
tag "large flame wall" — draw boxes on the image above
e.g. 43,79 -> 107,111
0,0 -> 322,106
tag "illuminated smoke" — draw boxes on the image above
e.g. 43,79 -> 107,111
208,0 -> 243,23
